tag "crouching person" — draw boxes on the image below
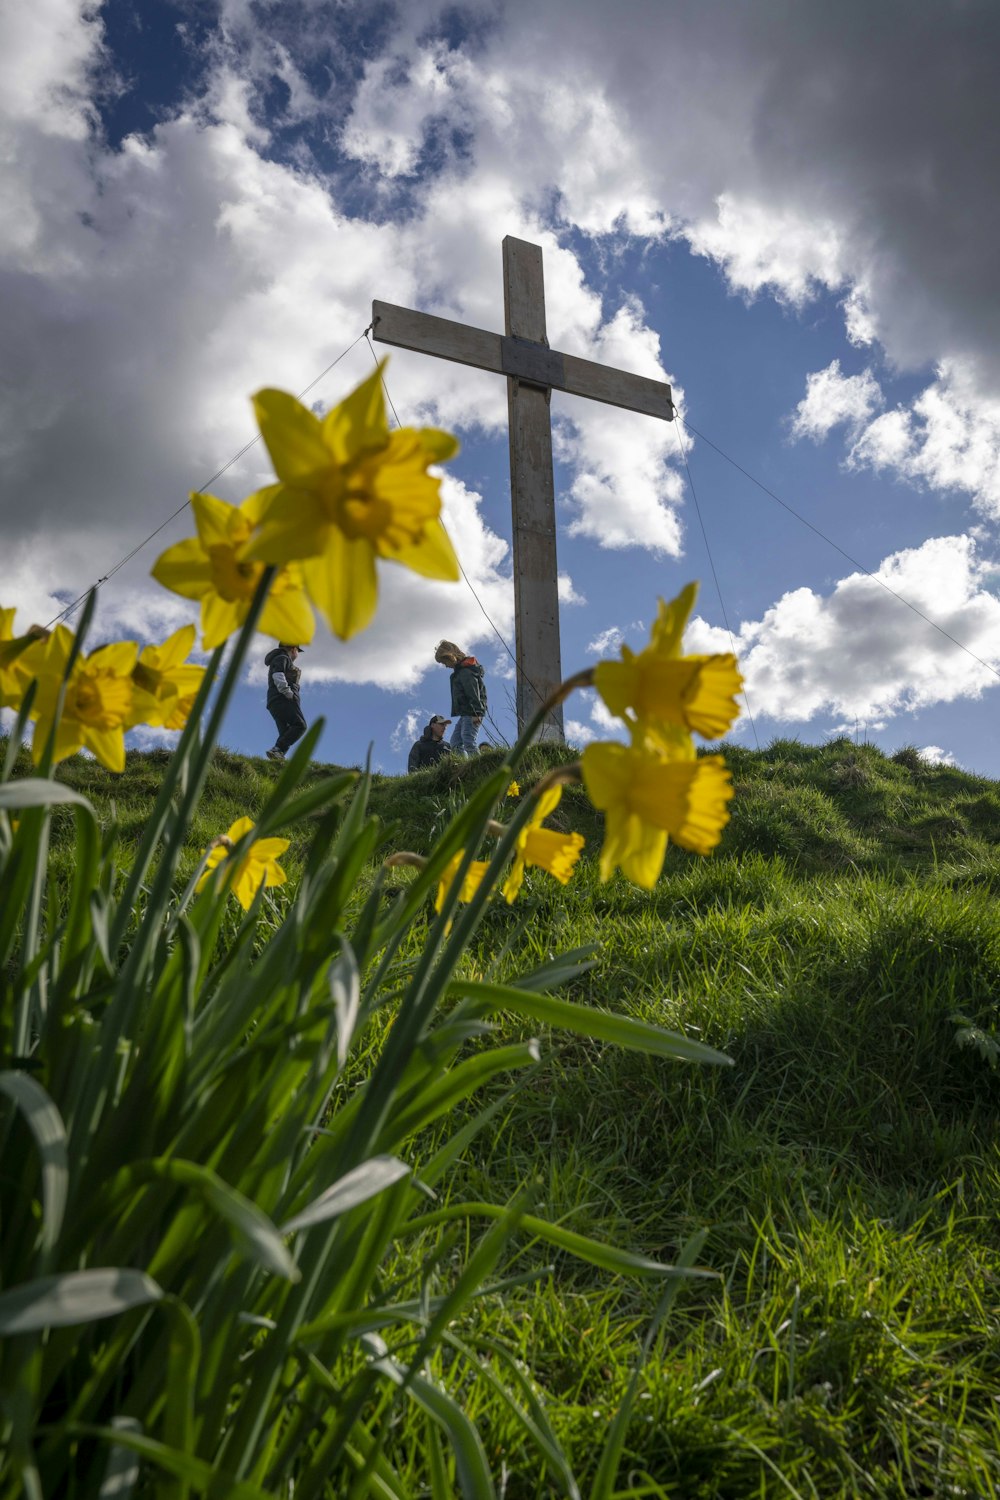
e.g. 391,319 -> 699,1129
407,715 -> 452,772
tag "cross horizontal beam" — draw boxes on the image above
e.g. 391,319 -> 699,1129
372,299 -> 673,421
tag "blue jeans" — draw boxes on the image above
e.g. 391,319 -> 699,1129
450,716 -> 479,756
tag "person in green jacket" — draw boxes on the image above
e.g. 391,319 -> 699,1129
434,640 -> 487,756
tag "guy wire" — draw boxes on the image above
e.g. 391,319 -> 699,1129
673,418 -> 761,749
366,333 -> 560,749
45,329 -> 372,628
678,412 -> 1000,687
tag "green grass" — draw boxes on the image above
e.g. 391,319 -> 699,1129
24,734 -> 1000,1496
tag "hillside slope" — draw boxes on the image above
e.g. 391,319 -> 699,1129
22,734 -> 1000,1496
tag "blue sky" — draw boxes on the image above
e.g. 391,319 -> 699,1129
4,0 -> 1000,775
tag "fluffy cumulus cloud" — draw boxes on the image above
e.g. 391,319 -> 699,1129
790,360 -> 1000,518
336,0 -> 1000,506
917,745 -> 959,768
791,361 -> 882,444
0,0 -> 682,689
5,0 -> 1000,724
685,534 -> 1000,726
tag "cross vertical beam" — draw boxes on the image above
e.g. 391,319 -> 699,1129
502,236 -> 563,739
371,238 -> 673,745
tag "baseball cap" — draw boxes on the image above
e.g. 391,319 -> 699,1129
428,715 -> 452,726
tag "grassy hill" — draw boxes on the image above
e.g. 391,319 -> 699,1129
19,734 -> 1000,1496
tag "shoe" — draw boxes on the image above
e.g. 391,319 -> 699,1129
266,747 -> 285,761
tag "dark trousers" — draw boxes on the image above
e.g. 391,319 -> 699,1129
268,697 -> 307,753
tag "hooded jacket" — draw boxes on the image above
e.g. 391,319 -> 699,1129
449,657 -> 487,718
407,729 -> 452,773
265,648 -> 301,711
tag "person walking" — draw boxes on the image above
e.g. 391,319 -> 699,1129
407,715 -> 453,772
434,640 -> 487,756
265,643 -> 306,761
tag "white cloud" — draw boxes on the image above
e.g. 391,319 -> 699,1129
565,690 -> 626,748
848,361 -> 1000,519
790,360 -> 882,443
685,194 -> 848,309
0,15 -> 694,682
7,0 -> 1000,732
916,744 -> 959,768
587,625 -> 625,656
708,534 -> 1000,726
390,708 -> 425,754
126,724 -> 182,753
558,573 -> 585,605
564,718 -> 596,748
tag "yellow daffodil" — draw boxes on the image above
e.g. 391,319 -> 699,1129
506,781 -> 521,797
594,583 -> 743,744
434,850 -> 490,914
195,816 -> 289,911
0,609 -> 48,709
151,491 -> 315,650
581,742 -> 734,888
129,624 -> 206,730
502,785 -> 585,904
241,362 -> 461,640
20,626 -> 137,772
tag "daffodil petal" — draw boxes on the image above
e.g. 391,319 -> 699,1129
302,531 -> 378,640
154,623 -> 198,669
240,484 -> 284,528
253,389 -> 332,485
388,517 -> 461,582
201,593 -> 244,650
501,854 -> 526,905
252,837 -> 291,859
242,486 -> 330,566
88,641 -> 139,675
419,428 -> 460,463
151,538 -> 214,602
532,784 -> 563,826
84,728 -> 126,774
259,585 -> 316,646
191,492 -> 242,551
322,362 -> 389,465
649,583 -> 699,657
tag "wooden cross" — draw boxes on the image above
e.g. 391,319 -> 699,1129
373,236 -> 674,739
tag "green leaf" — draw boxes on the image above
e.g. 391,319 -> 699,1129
153,1160 -> 299,1281
405,1203 -> 714,1281
589,1228 -> 708,1499
386,1042 -> 540,1147
445,1332 -> 580,1500
98,1417 -> 142,1500
508,944 -> 600,992
281,1156 -> 411,1236
0,1071 -> 68,1254
329,943 -> 360,1072
449,980 -> 733,1066
70,1425 -> 270,1499
0,1268 -> 162,1334
0,779 -> 95,811
367,1342 -> 496,1500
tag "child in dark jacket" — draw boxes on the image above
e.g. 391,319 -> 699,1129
265,644 -> 306,761
434,640 -> 487,756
